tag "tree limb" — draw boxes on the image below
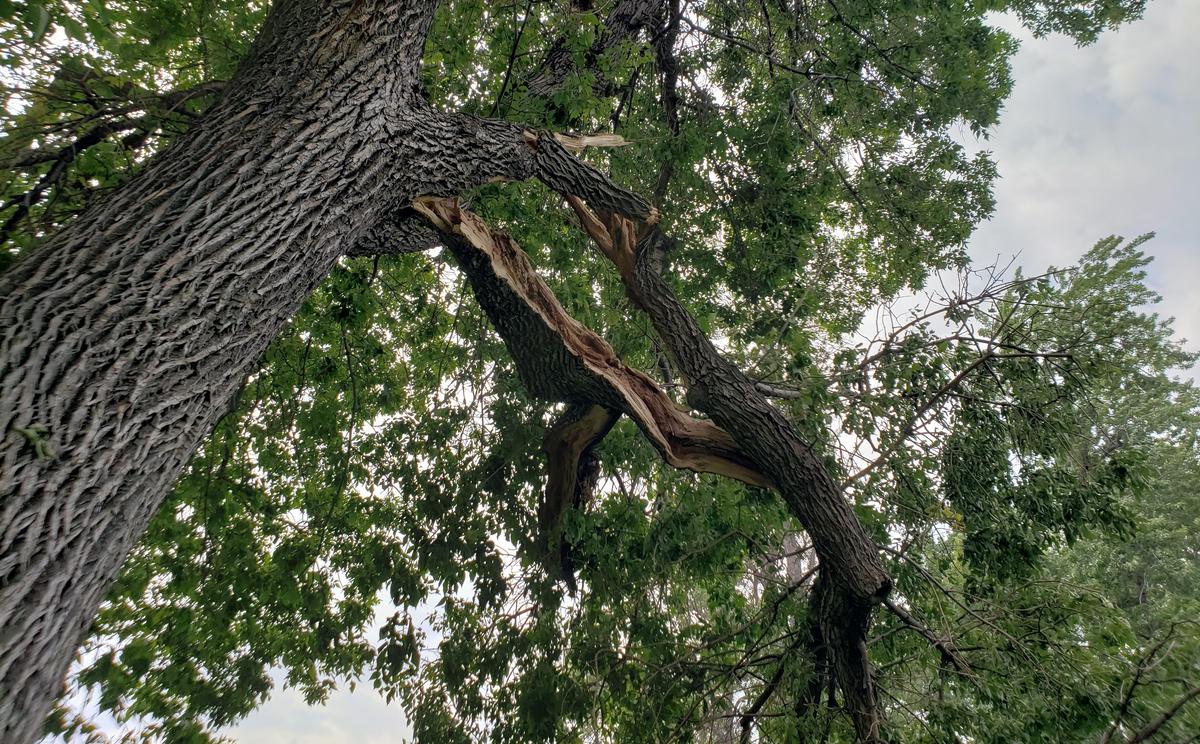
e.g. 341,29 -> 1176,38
882,596 -> 974,679
1125,686 -> 1200,743
525,0 -> 669,97
410,195 -> 769,490
548,192 -> 893,740
344,208 -> 441,257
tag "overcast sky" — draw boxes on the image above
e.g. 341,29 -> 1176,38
26,2 -> 1179,742
968,0 -> 1199,373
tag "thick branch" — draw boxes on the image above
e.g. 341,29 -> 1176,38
0,2 -> 445,740
537,403 -> 619,591
411,196 -> 769,490
529,129 -> 656,220
404,107 -> 893,734
567,203 -> 892,741
387,114 -> 652,224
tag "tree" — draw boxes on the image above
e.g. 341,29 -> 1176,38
3,1 -> 1191,742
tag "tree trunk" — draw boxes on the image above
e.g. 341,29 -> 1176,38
0,2 -> 447,739
0,0 -> 681,733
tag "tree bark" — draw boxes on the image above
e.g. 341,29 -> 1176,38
410,189 -> 892,739
412,196 -> 769,489
0,2 -> 453,739
631,227 -> 891,740
0,0 -> 681,735
554,201 -> 893,740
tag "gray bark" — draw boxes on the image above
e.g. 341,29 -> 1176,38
525,0 -> 668,97
0,1 -> 673,735
0,0 -> 894,738
421,194 -> 892,740
0,2 -> 452,739
630,227 -> 891,741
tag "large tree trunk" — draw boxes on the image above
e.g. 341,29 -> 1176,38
0,2 -> 449,738
0,0 -> 676,733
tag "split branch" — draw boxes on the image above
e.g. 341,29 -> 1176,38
410,195 -> 768,490
537,403 -> 619,593
563,199 -> 892,741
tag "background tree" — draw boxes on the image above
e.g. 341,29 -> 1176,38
3,0 -> 1194,742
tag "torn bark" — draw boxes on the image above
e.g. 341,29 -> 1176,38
0,0 -> 888,739
537,403 -> 619,593
407,174 -> 890,736
411,196 -> 769,491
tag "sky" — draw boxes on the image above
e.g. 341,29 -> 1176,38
964,0 -> 1199,376
223,2 -> 1200,741
40,1 -> 1198,742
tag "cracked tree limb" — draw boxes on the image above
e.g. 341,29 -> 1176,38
396,105 -> 893,734
410,195 -> 770,494
537,402 -> 619,593
563,201 -> 893,742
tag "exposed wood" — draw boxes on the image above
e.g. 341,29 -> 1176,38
537,403 -> 620,591
564,201 -> 892,742
412,195 -> 771,491
553,132 -> 631,153
0,0 -> 736,738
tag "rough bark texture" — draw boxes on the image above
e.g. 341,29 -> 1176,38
0,3 -> 689,734
537,403 -> 619,592
413,190 -> 892,737
412,196 -> 769,489
0,1 -> 489,738
637,229 -> 890,740
0,0 -> 894,738
345,208 -> 442,257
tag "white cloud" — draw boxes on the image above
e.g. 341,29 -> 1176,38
99,3 -> 1200,742
967,0 -> 1200,360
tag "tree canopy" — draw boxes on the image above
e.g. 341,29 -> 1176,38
2,0 -> 1197,742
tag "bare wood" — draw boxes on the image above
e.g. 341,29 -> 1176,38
537,403 -> 619,591
412,195 -> 771,490
566,202 -> 892,742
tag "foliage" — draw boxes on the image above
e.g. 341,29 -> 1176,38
5,0 -> 1197,742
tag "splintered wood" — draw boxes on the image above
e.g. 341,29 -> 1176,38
411,195 -> 770,490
